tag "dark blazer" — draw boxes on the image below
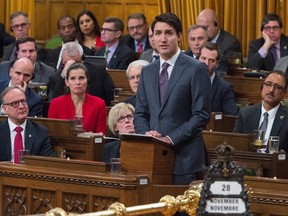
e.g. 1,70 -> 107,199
3,43 -> 47,62
102,139 -> 120,163
211,74 -> 238,115
216,29 -> 241,57
95,42 -> 137,70
121,34 -> 151,52
134,52 -> 211,177
123,95 -> 136,107
48,61 -> 115,106
0,80 -> 43,117
247,34 -> 288,71
0,60 -> 55,84
139,49 -> 154,63
0,23 -> 15,58
0,119 -> 53,162
234,103 -> 288,152
45,45 -> 94,69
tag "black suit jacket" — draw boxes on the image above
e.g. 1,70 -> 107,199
211,74 -> 237,115
45,45 -> 94,69
0,119 -> 53,162
247,34 -> 288,71
121,34 -> 151,52
216,29 -> 241,57
123,95 -> 136,107
95,42 -> 137,70
48,61 -> 115,106
0,23 -> 15,58
234,103 -> 288,152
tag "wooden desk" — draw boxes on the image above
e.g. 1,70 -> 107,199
107,69 -> 131,92
206,112 -> 237,132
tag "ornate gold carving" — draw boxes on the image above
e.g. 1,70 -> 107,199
160,195 -> 177,216
108,202 -> 127,216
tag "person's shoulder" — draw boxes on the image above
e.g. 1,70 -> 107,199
220,29 -> 239,41
121,34 -> 133,42
38,61 -> 56,72
117,41 -> 134,52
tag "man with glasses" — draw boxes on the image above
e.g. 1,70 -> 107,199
3,11 -> 46,62
121,13 -> 151,53
0,57 -> 42,117
234,71 -> 288,153
247,13 -> 288,71
95,17 -> 136,69
0,85 -> 53,163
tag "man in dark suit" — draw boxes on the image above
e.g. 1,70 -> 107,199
197,9 -> 241,58
121,13 -> 151,53
0,85 -> 52,162
3,11 -> 46,62
234,71 -> 288,153
95,17 -> 137,70
48,42 -> 115,106
0,58 -> 43,117
134,13 -> 211,185
123,59 -> 150,107
45,15 -> 94,70
139,27 -> 159,63
0,23 -> 15,59
0,37 -> 55,84
199,42 -> 237,115
247,13 -> 288,71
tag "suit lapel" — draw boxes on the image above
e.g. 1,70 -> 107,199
271,105 -> 287,135
211,75 -> 219,101
1,120 -> 12,160
249,104 -> 262,130
24,120 -> 35,152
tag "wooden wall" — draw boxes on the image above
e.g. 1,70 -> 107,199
34,0 -> 159,44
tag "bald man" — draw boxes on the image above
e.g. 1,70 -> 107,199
0,57 -> 43,117
197,9 -> 241,58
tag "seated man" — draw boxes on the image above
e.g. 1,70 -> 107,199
123,60 -> 150,107
0,86 -> 53,163
0,37 -> 55,84
139,26 -> 159,62
247,13 -> 288,71
48,42 -> 115,106
0,22 -> 15,59
199,42 -> 237,115
121,13 -> 151,53
234,71 -> 288,153
95,17 -> 137,70
0,57 -> 43,117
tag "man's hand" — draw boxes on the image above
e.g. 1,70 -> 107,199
157,136 -> 172,144
61,59 -> 76,78
262,31 -> 277,50
16,81 -> 27,92
145,130 -> 162,137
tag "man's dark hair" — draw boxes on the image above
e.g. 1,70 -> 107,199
127,13 -> 147,24
266,70 -> 288,89
261,13 -> 283,31
57,15 -> 77,29
199,42 -> 221,61
15,37 -> 36,52
104,17 -> 124,32
0,86 -> 25,104
10,11 -> 28,23
151,13 -> 182,35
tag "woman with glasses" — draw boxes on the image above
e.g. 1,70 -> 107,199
76,10 -> 105,51
48,63 -> 106,134
103,102 -> 135,163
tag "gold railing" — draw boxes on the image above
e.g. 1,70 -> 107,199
45,183 -> 203,216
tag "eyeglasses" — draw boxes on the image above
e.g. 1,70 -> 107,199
128,75 -> 141,81
127,23 -> 145,31
263,26 -> 281,31
11,23 -> 28,30
3,99 -> 27,108
100,28 -> 118,33
117,114 -> 134,123
262,82 -> 286,92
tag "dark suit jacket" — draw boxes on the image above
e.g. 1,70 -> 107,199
0,23 -> 15,58
102,139 -> 120,163
211,74 -> 238,115
139,49 -> 153,62
0,119 -> 53,162
134,52 -> 211,177
123,95 -> 136,107
95,42 -> 137,70
0,80 -> 43,117
0,60 -> 55,84
45,45 -> 94,69
48,61 -> 115,106
247,34 -> 288,71
3,43 -> 47,62
216,29 -> 241,57
121,34 -> 151,52
234,103 -> 288,152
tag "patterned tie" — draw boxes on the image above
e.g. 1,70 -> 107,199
137,42 -> 143,53
152,55 -> 159,62
271,46 -> 278,63
259,112 -> 269,135
159,62 -> 170,104
14,126 -> 23,164
104,48 -> 110,58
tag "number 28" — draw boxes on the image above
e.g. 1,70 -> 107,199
222,184 -> 231,191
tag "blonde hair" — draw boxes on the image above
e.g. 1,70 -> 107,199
108,102 -> 135,135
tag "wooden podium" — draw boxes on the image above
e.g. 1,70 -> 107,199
120,134 -> 175,185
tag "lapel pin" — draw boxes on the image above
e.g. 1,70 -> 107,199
29,134 -> 32,137
280,116 -> 284,120
284,46 -> 287,49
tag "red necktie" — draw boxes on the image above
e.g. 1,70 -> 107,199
137,42 -> 143,53
14,126 -> 23,164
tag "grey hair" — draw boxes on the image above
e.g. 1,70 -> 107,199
62,42 -> 83,57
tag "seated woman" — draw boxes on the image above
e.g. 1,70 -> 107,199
103,102 -> 135,163
76,10 -> 105,51
48,63 -> 106,135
